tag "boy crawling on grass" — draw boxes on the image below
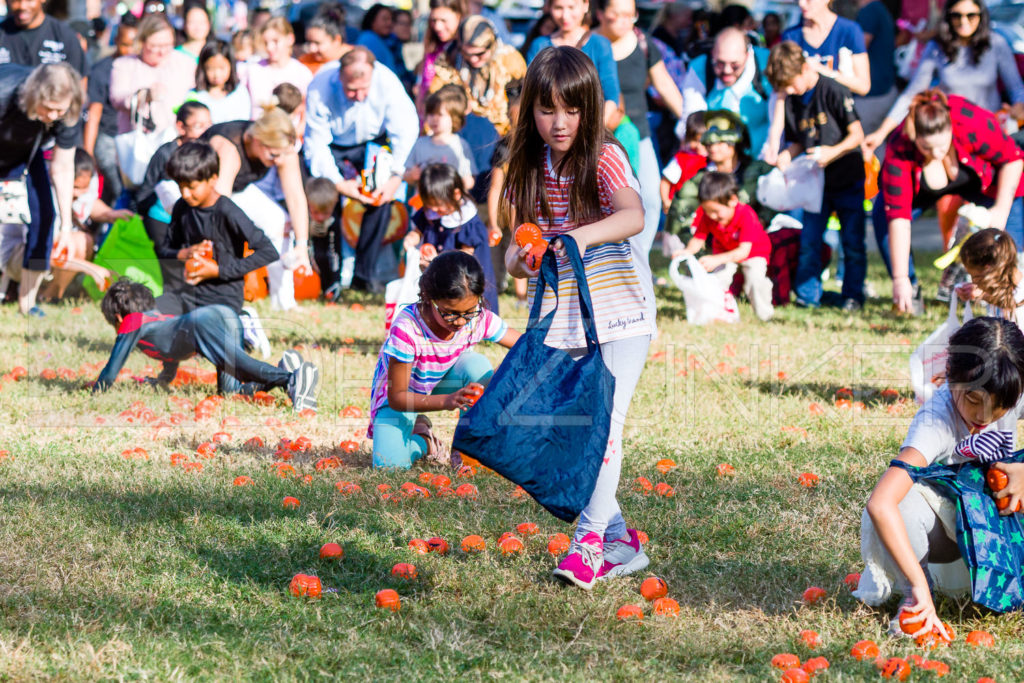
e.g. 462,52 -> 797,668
93,279 -> 319,412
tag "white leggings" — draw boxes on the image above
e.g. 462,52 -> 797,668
573,333 -> 651,542
635,137 -> 662,257
855,482 -> 970,605
232,184 -> 296,311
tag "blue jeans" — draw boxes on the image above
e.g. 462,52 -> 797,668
371,351 -> 494,468
796,185 -> 866,305
187,305 -> 291,395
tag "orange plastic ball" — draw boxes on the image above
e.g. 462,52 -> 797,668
640,577 -> 668,601
282,496 -> 300,509
455,483 -> 479,499
802,657 -> 829,676
632,477 -> 653,494
655,458 -> 677,474
516,522 -> 539,536
498,536 -> 525,555
716,462 -> 736,477
771,653 -> 801,670
426,537 -> 449,554
651,597 -> 679,616
654,482 -> 675,497
880,657 -> 910,681
802,586 -> 826,604
289,573 -> 322,599
844,572 -> 860,591
391,562 -> 418,580
781,668 -> 809,683
799,630 -> 821,648
987,468 -> 1009,492
461,534 -> 486,553
850,640 -> 879,661
375,588 -> 401,611
319,542 -> 344,560
233,476 -> 254,487
514,222 -> 544,249
615,604 -> 643,622
798,472 -> 820,488
547,533 -> 570,555
966,630 -> 995,647
408,538 -> 430,554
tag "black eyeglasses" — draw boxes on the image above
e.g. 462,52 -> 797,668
950,11 -> 981,21
432,300 -> 482,323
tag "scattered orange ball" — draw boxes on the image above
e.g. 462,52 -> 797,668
798,472 -> 819,488
966,630 -> 995,647
651,597 -> 679,616
654,482 -> 675,497
426,537 -> 449,554
801,586 -> 826,604
455,483 -> 479,499
432,474 -> 451,488
319,542 -> 344,560
771,653 -> 801,670
547,533 -> 570,555
879,657 -> 910,681
375,588 -> 401,611
850,640 -> 879,661
781,668 -> 809,683
655,458 -> 676,474
919,660 -> 950,676
799,630 -> 821,648
802,657 -> 829,676
844,572 -> 860,591
233,476 -> 253,487
633,477 -> 653,494
516,522 -> 539,536
461,535 -> 486,553
408,538 -> 430,554
716,463 -> 736,477
282,496 -> 300,509
391,562 -> 418,580
640,577 -> 668,601
289,573 -> 322,599
498,536 -> 524,555
615,604 -> 643,622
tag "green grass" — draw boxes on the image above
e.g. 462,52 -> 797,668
2,253 -> 1024,680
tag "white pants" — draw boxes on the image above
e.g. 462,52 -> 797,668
635,137 -> 661,256
574,334 -> 652,542
855,482 -> 970,605
232,183 -> 296,311
712,257 -> 774,321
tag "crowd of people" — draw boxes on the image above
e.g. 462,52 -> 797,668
5,0 -> 1024,634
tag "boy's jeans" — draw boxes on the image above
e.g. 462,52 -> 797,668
795,185 -> 866,306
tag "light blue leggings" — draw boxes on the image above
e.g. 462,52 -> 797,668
371,351 -> 494,468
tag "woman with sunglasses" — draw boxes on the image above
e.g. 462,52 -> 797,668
429,16 -> 526,136
200,107 -> 312,310
368,250 -> 520,469
864,0 -> 1024,155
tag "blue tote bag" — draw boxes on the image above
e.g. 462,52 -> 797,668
452,236 -> 615,522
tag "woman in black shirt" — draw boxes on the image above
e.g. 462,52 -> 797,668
0,62 -> 82,316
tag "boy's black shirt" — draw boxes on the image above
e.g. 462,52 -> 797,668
783,75 -> 864,191
156,195 -> 278,312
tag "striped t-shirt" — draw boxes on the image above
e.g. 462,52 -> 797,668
368,303 -> 508,436
527,144 -> 656,349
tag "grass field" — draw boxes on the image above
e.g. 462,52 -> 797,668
1,252 -> 1023,681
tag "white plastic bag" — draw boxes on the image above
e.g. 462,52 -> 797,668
910,297 -> 973,404
756,155 -> 825,214
115,91 -> 177,188
384,247 -> 421,330
669,254 -> 740,325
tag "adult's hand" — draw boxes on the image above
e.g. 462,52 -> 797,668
373,175 -> 403,205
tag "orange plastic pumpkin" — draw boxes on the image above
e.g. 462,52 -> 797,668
516,522 -> 539,536
464,382 -> 484,406
864,155 -> 880,200
375,588 -> 401,611
655,458 -> 677,474
408,538 -> 430,554
640,577 -> 668,601
850,640 -> 879,661
880,657 -> 910,681
293,266 -> 321,300
435,486 -> 455,497
245,436 -> 265,449
426,537 -> 449,554
966,630 -> 995,647
182,461 -> 203,472
919,660 -> 950,676
547,533 -> 571,555
802,657 -> 829,676
654,482 -> 675,497
391,562 -> 418,579
633,477 -> 653,494
289,573 -> 322,599
798,472 -> 819,488
915,623 -> 955,648
651,597 -> 679,616
844,572 -> 860,591
233,476 -> 254,487
615,604 -> 643,622
781,668 -> 809,683
282,496 -> 300,509
802,586 -> 826,604
799,630 -> 821,648
319,542 -> 344,560
455,483 -> 479,499
461,535 -> 486,553
498,536 -> 525,555
771,654 -> 801,671
431,474 -> 452,488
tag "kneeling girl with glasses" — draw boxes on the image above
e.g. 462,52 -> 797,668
368,251 -> 520,468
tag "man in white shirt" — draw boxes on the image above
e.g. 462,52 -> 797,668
676,28 -> 773,157
304,46 -> 418,291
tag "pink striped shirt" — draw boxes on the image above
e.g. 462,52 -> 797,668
526,144 -> 656,348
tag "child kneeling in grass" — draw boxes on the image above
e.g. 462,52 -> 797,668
368,251 -> 519,469
673,171 -> 774,321
857,317 -> 1024,634
94,279 -> 319,412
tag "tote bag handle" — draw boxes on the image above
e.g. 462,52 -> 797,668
527,235 -> 602,351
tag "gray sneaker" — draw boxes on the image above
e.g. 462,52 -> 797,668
288,361 -> 319,413
596,529 -> 649,579
278,349 -> 303,373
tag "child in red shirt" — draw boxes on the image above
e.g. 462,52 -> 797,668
674,171 -> 774,321
659,111 -> 708,213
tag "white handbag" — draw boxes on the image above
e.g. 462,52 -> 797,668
909,296 -> 973,404
0,131 -> 42,224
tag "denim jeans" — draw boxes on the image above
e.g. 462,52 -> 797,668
795,184 -> 866,305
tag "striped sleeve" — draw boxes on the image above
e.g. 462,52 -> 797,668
381,318 -> 417,363
478,309 -> 508,343
598,145 -> 641,204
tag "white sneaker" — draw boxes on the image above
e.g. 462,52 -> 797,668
597,529 -> 649,579
240,306 -> 271,359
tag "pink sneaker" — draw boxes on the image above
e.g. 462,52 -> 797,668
552,532 -> 604,590
597,529 -> 649,579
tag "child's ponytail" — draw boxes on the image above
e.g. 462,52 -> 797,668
961,228 -> 1021,314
